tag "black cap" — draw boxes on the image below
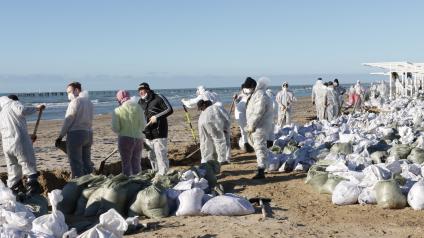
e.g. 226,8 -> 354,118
317,77 -> 322,81
138,82 -> 150,91
241,77 -> 257,89
328,81 -> 333,86
334,78 -> 339,83
323,82 -> 329,86
7,95 -> 19,101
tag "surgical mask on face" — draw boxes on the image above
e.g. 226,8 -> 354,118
67,92 -> 76,101
243,88 -> 253,94
141,94 -> 148,100
282,86 -> 288,91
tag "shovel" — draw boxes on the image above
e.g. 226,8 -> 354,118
31,108 -> 44,143
97,148 -> 119,175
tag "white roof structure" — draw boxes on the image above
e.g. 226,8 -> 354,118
363,61 -> 424,75
363,61 -> 424,99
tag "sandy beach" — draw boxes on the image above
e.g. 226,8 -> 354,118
1,96 -> 423,237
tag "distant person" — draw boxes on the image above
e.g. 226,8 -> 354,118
333,79 -> 346,115
197,100 -> 231,165
112,90 -> 146,176
233,77 -> 255,152
311,78 -> 326,120
265,89 -> 277,147
138,82 -> 173,175
246,77 -> 274,179
56,82 -> 94,178
0,96 -> 45,195
354,80 -> 365,111
325,82 -> 339,121
276,82 -> 296,128
181,86 -> 220,108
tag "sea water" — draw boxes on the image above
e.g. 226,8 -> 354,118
0,85 -> 329,121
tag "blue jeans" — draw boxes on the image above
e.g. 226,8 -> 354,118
66,130 -> 93,178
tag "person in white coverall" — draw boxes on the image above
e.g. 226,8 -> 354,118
311,78 -> 327,120
265,89 -> 277,147
197,100 -> 231,165
325,81 -> 339,121
181,86 -> 220,108
245,77 -> 274,179
233,78 -> 255,152
276,82 -> 296,128
0,96 -> 45,195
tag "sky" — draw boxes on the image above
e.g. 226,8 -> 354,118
1,0 -> 423,92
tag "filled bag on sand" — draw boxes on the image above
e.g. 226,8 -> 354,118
332,181 -> 361,205
31,190 -> 68,238
77,209 -> 128,238
330,142 -> 353,155
59,174 -> 101,214
358,187 -> 377,205
267,153 -> 281,172
176,188 -> 204,216
201,194 -> 254,216
74,176 -> 107,216
375,180 -> 406,209
128,184 -> 169,218
407,180 -> 424,210
319,175 -> 346,195
407,148 -> 424,164
84,186 -> 105,217
305,165 -> 328,191
389,144 -> 412,160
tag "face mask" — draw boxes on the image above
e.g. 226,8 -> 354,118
141,94 -> 148,100
243,88 -> 253,94
282,86 -> 288,91
67,92 -> 76,101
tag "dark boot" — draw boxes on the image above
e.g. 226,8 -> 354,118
26,179 -> 43,195
267,141 -> 273,148
244,143 -> 254,153
10,180 -> 26,201
252,168 -> 265,179
10,180 -> 26,195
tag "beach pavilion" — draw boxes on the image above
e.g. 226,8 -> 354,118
363,62 -> 424,99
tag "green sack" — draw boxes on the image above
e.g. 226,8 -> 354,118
375,180 -> 406,209
407,147 -> 424,164
98,174 -> 131,215
58,174 -> 101,214
74,176 -> 107,216
319,175 -> 346,194
305,165 -> 328,191
330,142 -> 353,155
128,185 -> 169,218
152,170 -> 180,189
283,144 -> 298,155
270,145 -> 282,154
389,144 -> 412,160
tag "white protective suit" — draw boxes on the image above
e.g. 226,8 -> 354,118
265,89 -> 277,142
198,104 -> 231,163
0,97 -> 38,187
182,86 -> 220,108
246,78 -> 274,169
275,87 -> 296,127
234,92 -> 250,149
312,80 -> 326,120
325,86 -> 339,121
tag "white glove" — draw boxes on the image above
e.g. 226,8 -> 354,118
247,126 -> 255,134
149,115 -> 157,124
181,99 -> 193,108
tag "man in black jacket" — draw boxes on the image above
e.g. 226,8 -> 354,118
138,82 -> 173,175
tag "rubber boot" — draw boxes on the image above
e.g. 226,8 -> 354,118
252,168 -> 265,179
10,180 -> 26,202
244,143 -> 254,153
26,178 -> 43,195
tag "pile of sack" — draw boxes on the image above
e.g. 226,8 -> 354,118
0,158 -> 256,237
268,97 -> 424,210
